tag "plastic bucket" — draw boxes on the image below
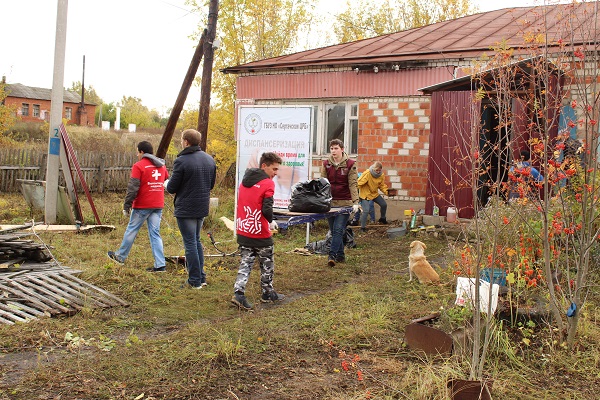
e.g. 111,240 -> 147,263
446,207 -> 457,223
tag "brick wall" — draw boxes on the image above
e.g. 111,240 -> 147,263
4,96 -> 96,126
355,97 -> 430,201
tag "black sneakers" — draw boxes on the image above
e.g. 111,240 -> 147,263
146,266 -> 166,272
261,291 -> 286,303
378,218 -> 388,224
231,292 -> 253,311
107,251 -> 124,265
328,258 -> 336,267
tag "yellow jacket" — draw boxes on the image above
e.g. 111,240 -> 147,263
357,169 -> 388,200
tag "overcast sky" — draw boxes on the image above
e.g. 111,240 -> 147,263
2,0 -> 543,114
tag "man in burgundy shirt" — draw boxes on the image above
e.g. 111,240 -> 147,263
231,152 -> 285,311
108,141 -> 168,272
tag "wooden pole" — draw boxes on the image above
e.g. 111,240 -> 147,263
197,0 -> 219,152
156,31 -> 207,159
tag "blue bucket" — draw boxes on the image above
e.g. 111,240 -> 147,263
480,268 -> 507,286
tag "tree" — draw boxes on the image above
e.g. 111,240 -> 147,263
67,81 -> 103,105
0,81 -> 16,135
188,0 -> 315,108
177,106 -> 235,168
333,0 -> 476,43
118,96 -> 160,129
68,81 -> 104,126
185,0 -> 316,168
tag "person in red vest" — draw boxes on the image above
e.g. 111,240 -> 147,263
108,141 -> 168,272
320,139 -> 360,267
232,151 -> 285,311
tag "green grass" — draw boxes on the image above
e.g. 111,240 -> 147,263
1,191 -> 599,399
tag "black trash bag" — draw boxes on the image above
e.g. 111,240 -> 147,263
344,227 -> 356,249
288,178 -> 332,213
304,228 -> 356,254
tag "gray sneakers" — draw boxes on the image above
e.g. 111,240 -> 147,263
107,251 -> 124,265
261,290 -> 286,303
231,292 -> 253,311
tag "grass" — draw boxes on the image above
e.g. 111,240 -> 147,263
1,191 -> 599,399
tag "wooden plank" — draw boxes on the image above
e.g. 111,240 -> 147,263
0,225 -> 116,233
37,274 -> 110,308
0,258 -> 26,269
5,300 -> 46,316
47,274 -> 114,308
0,302 -> 37,320
2,270 -> 30,279
5,280 -> 70,313
57,272 -> 129,306
0,282 -> 52,311
51,273 -> 124,307
14,279 -> 81,310
0,308 -> 27,323
0,315 -> 15,325
25,276 -> 86,308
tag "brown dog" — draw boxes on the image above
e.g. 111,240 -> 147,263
408,240 -> 440,284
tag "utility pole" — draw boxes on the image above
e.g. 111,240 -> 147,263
45,0 -> 68,224
197,0 -> 219,151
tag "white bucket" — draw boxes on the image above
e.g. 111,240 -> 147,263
446,207 -> 457,223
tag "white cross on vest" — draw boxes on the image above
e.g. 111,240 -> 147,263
152,169 -> 162,181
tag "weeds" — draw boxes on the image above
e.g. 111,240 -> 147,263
1,193 -> 599,398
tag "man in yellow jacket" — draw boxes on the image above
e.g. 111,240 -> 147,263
357,161 -> 389,232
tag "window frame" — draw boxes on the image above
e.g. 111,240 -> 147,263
65,107 -> 72,120
281,99 -> 359,156
21,103 -> 29,117
32,104 -> 40,118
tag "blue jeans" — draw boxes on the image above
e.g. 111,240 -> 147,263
328,212 -> 350,261
352,200 -> 375,223
176,217 -> 205,286
360,196 -> 387,228
115,208 -> 165,268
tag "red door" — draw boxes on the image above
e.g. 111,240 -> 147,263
426,91 -> 478,219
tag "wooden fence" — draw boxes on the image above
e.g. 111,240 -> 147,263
0,149 -> 175,193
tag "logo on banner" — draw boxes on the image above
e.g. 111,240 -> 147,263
244,113 -> 262,135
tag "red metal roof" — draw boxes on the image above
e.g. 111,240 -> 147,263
223,3 -> 600,74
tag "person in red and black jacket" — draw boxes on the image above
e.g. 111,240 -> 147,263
108,141 -> 168,272
231,152 -> 286,311
319,139 -> 360,267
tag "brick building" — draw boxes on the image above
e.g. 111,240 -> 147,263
223,3 -> 600,218
3,81 -> 96,126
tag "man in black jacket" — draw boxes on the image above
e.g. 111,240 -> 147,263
165,129 -> 217,288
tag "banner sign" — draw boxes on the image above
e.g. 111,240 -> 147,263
237,106 -> 312,209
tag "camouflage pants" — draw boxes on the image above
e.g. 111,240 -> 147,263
233,245 -> 274,295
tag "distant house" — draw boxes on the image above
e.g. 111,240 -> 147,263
223,3 -> 599,218
2,81 -> 96,126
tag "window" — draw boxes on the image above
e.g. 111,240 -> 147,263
21,103 -> 29,117
282,100 -> 359,156
33,104 -> 40,118
65,107 -> 72,120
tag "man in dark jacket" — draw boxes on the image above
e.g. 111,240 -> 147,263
108,141 -> 168,272
165,129 -> 217,289
231,152 -> 285,311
